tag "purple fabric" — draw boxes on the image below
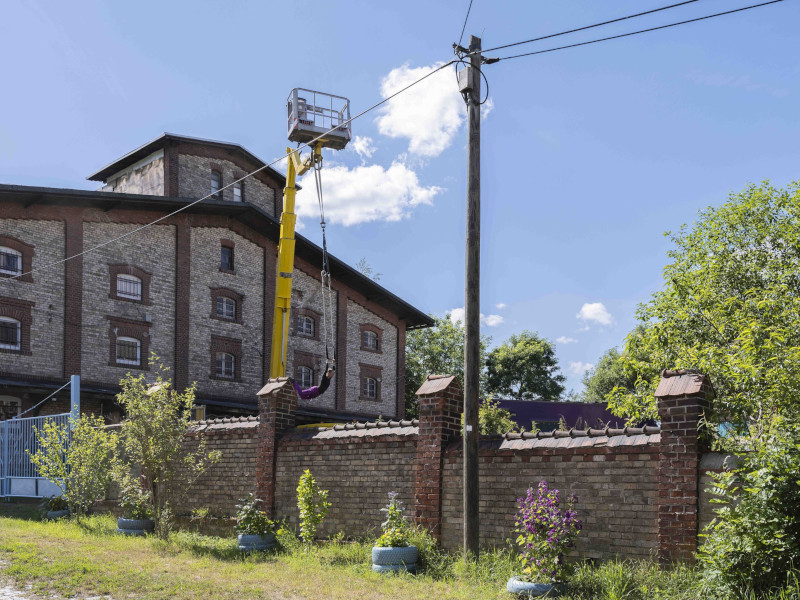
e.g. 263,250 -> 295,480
291,372 -> 332,400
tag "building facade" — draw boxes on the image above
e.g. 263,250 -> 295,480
0,134 -> 431,422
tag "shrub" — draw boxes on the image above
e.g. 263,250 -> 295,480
41,495 -> 69,513
513,481 -> 582,583
479,396 -> 519,435
28,414 -> 116,519
235,494 -> 274,536
699,420 -> 800,598
375,491 -> 411,548
114,360 -> 221,538
296,469 -> 330,545
119,481 -> 153,520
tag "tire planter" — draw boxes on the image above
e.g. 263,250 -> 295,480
237,533 -> 276,552
506,576 -> 564,598
44,509 -> 70,520
116,517 -> 155,536
371,545 -> 418,573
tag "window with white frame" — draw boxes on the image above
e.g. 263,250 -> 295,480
0,247 -> 22,276
116,336 -> 141,365
216,352 -> 235,379
216,296 -> 236,320
0,317 -> 21,350
363,330 -> 378,351
296,315 -> 314,337
363,377 -> 378,400
298,365 -> 314,388
116,274 -> 142,301
233,181 -> 243,202
211,170 -> 222,197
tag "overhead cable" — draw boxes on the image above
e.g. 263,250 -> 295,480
492,0 -> 785,62
14,380 -> 72,419
0,60 -> 455,285
457,0 -> 475,48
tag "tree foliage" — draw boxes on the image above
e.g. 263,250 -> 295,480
404,314 -> 490,418
114,361 -> 221,537
296,469 -> 330,545
581,327 -> 650,403
486,331 -> 565,400
478,396 -> 519,435
28,414 -> 115,519
608,181 -> 800,434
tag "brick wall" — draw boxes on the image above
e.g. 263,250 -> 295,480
345,299 -> 398,417
0,218 -> 65,380
81,222 -> 176,382
178,154 -> 277,217
188,227 -> 264,402
99,153 -> 164,195
440,436 -> 660,558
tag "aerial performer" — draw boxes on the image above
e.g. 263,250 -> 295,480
290,360 -> 335,400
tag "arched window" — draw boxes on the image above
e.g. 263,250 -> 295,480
363,330 -> 378,351
216,296 -> 236,320
296,315 -> 314,338
216,352 -> 235,379
116,336 -> 141,366
363,377 -> 378,400
117,274 -> 142,301
298,365 -> 314,388
0,317 -> 21,350
0,247 -> 22,276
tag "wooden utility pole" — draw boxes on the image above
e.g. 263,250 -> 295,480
460,34 -> 481,558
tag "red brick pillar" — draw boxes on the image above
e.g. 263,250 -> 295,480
414,374 -> 463,540
256,378 -> 297,519
655,369 -> 712,564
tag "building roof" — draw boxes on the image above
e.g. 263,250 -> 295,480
0,183 -> 434,328
86,133 -> 287,184
496,399 -> 628,429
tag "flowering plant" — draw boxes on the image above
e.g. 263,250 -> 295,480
235,493 -> 274,536
376,491 -> 410,547
513,481 -> 581,582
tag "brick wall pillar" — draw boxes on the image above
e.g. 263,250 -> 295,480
256,377 -> 297,519
414,374 -> 463,540
655,369 -> 713,564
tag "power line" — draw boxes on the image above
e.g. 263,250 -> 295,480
14,379 -> 71,419
457,0 -> 475,48
0,59 -> 455,287
492,0 -> 785,62
477,0 -> 705,56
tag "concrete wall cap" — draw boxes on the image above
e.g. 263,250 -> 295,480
415,374 -> 456,396
256,377 -> 290,397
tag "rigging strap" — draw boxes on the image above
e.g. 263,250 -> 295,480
313,155 -> 336,362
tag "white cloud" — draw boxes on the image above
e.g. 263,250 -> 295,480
350,136 -> 376,161
495,302 -> 506,310
568,361 -> 595,376
576,302 -> 613,326
448,307 -> 504,327
375,62 -> 464,158
481,97 -> 495,121
296,161 -> 440,226
556,336 -> 578,345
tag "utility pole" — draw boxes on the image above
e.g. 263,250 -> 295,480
458,34 -> 481,558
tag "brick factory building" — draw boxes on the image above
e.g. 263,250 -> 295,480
0,133 -> 432,422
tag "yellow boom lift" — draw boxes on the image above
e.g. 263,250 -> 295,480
270,89 -> 351,379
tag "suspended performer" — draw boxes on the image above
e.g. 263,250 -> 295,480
290,361 -> 335,400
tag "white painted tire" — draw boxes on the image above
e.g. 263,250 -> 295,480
506,576 -> 563,597
237,533 -> 276,552
116,517 -> 155,536
371,545 -> 418,572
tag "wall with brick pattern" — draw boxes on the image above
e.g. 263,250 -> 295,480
99,153 -> 164,195
188,226 -> 264,401
345,299 -> 398,416
81,222 -> 176,383
0,218 -> 65,380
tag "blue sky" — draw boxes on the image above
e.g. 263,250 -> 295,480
1,0 -> 798,395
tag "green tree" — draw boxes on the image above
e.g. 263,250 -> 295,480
296,469 -> 330,545
478,396 -> 519,435
581,327 -> 651,403
486,331 -> 565,400
114,361 -> 221,537
28,414 -> 115,519
404,313 -> 490,419
609,181 -> 800,434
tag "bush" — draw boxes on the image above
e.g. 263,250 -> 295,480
296,469 -> 330,545
119,482 -> 153,520
375,491 -> 410,548
114,360 -> 221,538
28,414 -> 115,519
479,396 -> 519,435
699,420 -> 800,598
513,481 -> 582,583
235,494 -> 274,536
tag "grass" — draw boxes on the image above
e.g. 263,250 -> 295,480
0,506 -> 797,600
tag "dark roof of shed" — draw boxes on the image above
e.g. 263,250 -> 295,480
86,133 -> 287,184
496,399 -> 628,428
0,183 -> 434,328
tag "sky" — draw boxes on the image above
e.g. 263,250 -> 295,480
1,0 -> 798,396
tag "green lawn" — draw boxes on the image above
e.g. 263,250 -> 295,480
0,506 -> 789,600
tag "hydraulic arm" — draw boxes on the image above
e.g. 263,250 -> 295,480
270,142 -> 323,379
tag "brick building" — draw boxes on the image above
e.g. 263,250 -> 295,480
0,133 -> 432,422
